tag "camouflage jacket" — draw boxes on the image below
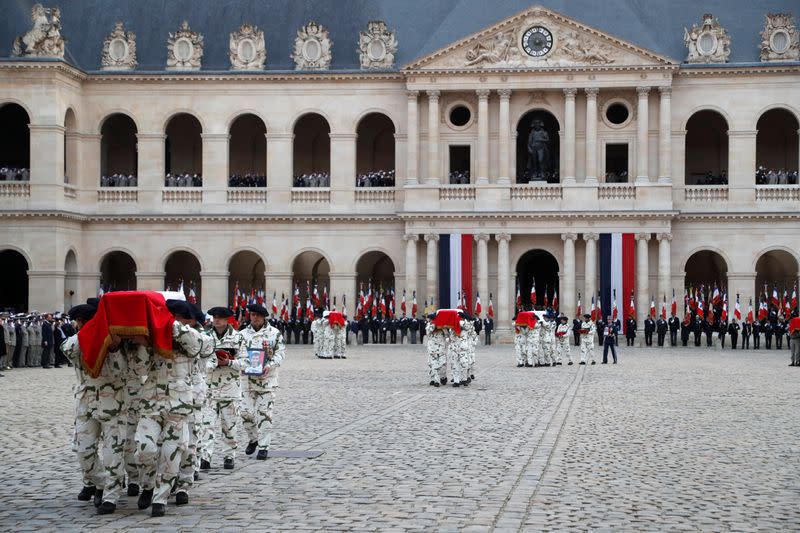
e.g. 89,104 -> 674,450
62,333 -> 127,419
541,320 -> 556,345
580,320 -> 597,341
207,325 -> 245,400
239,323 -> 286,391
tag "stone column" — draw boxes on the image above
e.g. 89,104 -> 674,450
426,91 -> 441,185
424,234 -> 439,306
496,233 -> 511,327
404,234 -> 419,297
584,88 -> 599,184
636,233 -> 650,329
28,124 -> 65,186
475,234 -> 490,309
64,131 -> 81,185
266,132 -> 293,204
635,86 -> 650,183
497,89 -> 512,184
80,134 -> 102,190
658,87 -> 672,184
476,89 -> 490,184
563,88 -> 577,184
561,233 -> 577,318
136,271 -> 165,292
657,233 -> 672,306
330,272 -> 357,317
201,132 -> 229,204
201,271 -> 229,308
329,133 -> 357,206
583,233 -> 598,307
406,91 -> 419,186
136,133 -> 166,205
264,271 -> 293,309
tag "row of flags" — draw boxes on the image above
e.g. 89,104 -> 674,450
515,276 -> 559,312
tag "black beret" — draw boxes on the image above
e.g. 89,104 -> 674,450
207,306 -> 233,318
86,297 -> 100,308
166,299 -> 192,319
67,304 -> 96,322
247,303 -> 268,316
188,303 -> 205,323
583,314 -> 591,319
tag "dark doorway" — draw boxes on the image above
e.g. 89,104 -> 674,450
515,249 -> 559,310
516,109 -> 560,183
449,145 -> 470,184
605,144 -> 629,183
0,250 -> 28,312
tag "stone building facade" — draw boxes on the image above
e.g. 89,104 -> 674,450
0,2 -> 798,339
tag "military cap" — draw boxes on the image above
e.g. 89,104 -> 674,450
188,303 -> 205,323
86,297 -> 100,308
247,303 -> 269,316
583,313 -> 591,319
207,306 -> 233,318
67,304 -> 97,322
166,299 -> 193,319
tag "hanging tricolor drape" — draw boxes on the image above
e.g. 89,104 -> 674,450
438,233 -> 474,312
599,233 -> 636,329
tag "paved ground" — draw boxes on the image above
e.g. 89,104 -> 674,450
1,342 -> 799,532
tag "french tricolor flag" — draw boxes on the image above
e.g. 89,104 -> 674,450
599,233 -> 636,332
438,234 -> 473,313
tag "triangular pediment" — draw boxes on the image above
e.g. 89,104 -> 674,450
404,5 -> 675,71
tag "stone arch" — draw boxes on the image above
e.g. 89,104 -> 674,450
354,250 -> 396,290
0,99 -> 34,121
164,250 -> 203,303
515,248 -> 560,310
0,248 -> 29,312
680,105 -> 733,132
0,103 -> 31,173
292,112 -> 331,179
356,112 -> 396,180
750,104 -> 800,131
64,249 -> 78,309
291,250 -> 331,304
288,108 -> 333,133
754,249 -> 799,308
165,112 -> 203,177
353,108 -> 399,134
515,108 -> 561,183
100,112 -> 139,181
64,107 -> 78,183
684,249 -> 729,292
225,108 -> 271,131
99,249 -> 138,292
228,113 -> 267,179
160,246 -> 206,272
755,108 -> 799,178
97,109 -> 140,134
685,109 -> 729,185
228,250 -> 266,304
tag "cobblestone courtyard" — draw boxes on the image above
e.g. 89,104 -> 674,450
1,343 -> 799,531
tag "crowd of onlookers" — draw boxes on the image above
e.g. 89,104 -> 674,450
356,169 -> 395,187
293,172 -> 331,188
0,166 -> 30,181
0,311 -> 74,373
100,173 -> 138,187
449,170 -> 471,185
518,170 -> 560,184
165,173 -> 203,187
689,171 -> 728,185
604,171 -> 629,184
756,166 -> 799,185
228,173 -> 267,187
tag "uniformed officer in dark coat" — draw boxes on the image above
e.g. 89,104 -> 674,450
656,317 -> 668,346
418,318 -> 426,344
681,317 -> 691,346
717,319 -> 727,348
473,316 -> 482,339
602,316 -> 619,364
703,318 -> 714,347
625,316 -> 637,346
301,317 -> 311,344
409,317 -> 419,344
359,316 -> 369,344
668,314 -> 680,346
350,319 -> 359,345
775,319 -> 785,349
741,320 -> 752,349
483,317 -> 493,345
388,318 -> 398,344
727,318 -> 740,349
692,316 -> 703,346
764,320 -> 774,349
293,317 -> 303,344
752,319 -> 761,348
612,317 -> 622,346
370,316 -> 380,344
399,317 -> 409,344
643,316 -> 655,346
572,317 -> 581,346
596,318 -> 606,346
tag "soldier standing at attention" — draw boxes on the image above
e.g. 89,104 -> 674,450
625,315 -> 637,347
668,313 -> 680,346
656,316 -> 668,347
741,319 -> 752,349
579,314 -> 596,365
555,315 -> 572,365
643,315 -> 655,346
727,318 -> 740,349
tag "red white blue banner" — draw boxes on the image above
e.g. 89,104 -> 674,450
599,233 -> 635,330
438,234 -> 473,313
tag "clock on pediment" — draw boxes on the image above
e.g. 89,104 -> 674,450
521,25 -> 553,58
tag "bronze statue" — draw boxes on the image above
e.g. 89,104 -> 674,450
526,118 -> 551,180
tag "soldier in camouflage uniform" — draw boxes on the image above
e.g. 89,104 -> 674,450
514,322 -> 528,367
310,314 -> 323,358
204,307 -> 244,469
134,300 -> 209,516
579,314 -> 597,364
461,317 -> 477,381
121,338 -> 151,498
451,316 -> 474,385
62,304 -> 128,515
539,313 -> 557,367
239,304 -> 286,460
425,316 -> 448,386
527,318 -> 542,367
331,315 -> 347,359
176,305 -> 215,502
555,315 -> 572,365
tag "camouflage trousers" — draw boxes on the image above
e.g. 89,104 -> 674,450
177,408 -> 199,491
241,389 -> 275,451
427,347 -> 447,382
75,403 -> 125,504
448,345 -> 468,384
539,340 -> 555,366
135,412 -> 191,506
514,333 -> 526,365
332,330 -> 346,358
207,398 -> 239,460
580,338 -> 595,363
123,403 -> 142,485
557,338 -> 572,363
197,399 -> 215,463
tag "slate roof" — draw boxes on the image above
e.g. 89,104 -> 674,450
0,0 -> 797,71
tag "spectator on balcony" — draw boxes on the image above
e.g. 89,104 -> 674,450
101,173 -> 137,187
356,169 -> 395,188
448,170 -> 470,185
519,169 -> 559,184
605,171 -> 628,184
229,173 -> 267,187
0,167 -> 29,181
293,172 -> 330,188
165,173 -> 202,187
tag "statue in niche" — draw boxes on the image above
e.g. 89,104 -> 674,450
526,119 -> 551,180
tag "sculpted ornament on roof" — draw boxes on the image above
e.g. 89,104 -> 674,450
11,3 -> 65,58
759,13 -> 799,62
229,23 -> 266,70
358,21 -> 398,69
684,14 -> 731,63
292,21 -> 332,70
101,22 -> 137,70
166,21 -> 203,70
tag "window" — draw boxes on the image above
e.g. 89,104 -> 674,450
449,145 -> 471,184
605,144 -> 628,183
